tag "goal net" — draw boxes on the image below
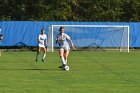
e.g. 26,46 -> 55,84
47,25 -> 129,52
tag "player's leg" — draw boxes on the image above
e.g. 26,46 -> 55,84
63,47 -> 70,64
59,48 -> 66,68
64,50 -> 69,65
36,46 -> 41,61
42,47 -> 46,61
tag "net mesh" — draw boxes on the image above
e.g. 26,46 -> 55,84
48,25 -> 129,52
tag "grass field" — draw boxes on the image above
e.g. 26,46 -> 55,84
0,50 -> 140,93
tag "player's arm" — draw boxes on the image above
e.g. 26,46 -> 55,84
69,39 -> 76,50
46,40 -> 48,47
38,35 -> 42,44
38,36 -> 42,44
38,39 -> 42,44
66,34 -> 76,50
45,35 -> 48,47
56,37 -> 59,44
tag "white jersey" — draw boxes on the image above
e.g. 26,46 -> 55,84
38,34 -> 47,47
56,33 -> 70,48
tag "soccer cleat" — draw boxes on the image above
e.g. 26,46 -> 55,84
42,59 -> 44,62
59,64 -> 66,68
35,59 -> 38,62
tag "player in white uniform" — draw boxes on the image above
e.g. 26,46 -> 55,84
36,29 -> 47,62
56,26 -> 76,68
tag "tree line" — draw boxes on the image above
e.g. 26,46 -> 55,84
0,0 -> 140,22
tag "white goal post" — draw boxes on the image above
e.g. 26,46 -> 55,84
47,25 -> 129,52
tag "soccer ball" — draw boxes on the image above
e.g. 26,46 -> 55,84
63,65 -> 69,71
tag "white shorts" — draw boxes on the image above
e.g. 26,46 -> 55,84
38,44 -> 45,48
59,47 -> 70,51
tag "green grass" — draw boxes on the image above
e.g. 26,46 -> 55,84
0,51 -> 140,93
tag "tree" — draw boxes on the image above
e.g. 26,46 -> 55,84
0,0 -> 140,21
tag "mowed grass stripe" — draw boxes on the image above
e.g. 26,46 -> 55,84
0,51 -> 140,93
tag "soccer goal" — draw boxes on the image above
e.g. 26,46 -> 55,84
47,25 -> 129,52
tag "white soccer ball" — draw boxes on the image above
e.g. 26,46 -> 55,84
64,65 -> 69,71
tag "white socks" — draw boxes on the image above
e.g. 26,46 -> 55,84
61,57 -> 68,65
61,56 -> 66,65
42,54 -> 46,60
65,60 -> 67,64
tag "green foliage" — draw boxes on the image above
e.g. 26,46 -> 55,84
0,0 -> 140,21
